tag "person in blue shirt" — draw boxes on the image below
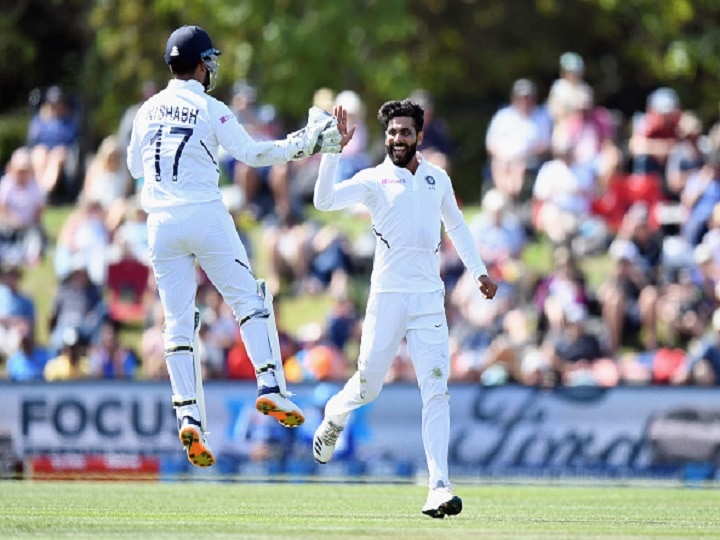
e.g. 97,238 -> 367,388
6,331 -> 49,381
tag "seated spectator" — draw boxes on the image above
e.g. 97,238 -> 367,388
448,269 -> 527,383
54,197 -> 110,285
553,85 -> 617,191
47,260 -> 106,356
672,308 -> 720,385
261,215 -> 315,296
88,317 -> 140,379
283,323 -> 346,383
27,86 -> 81,200
655,243 -> 717,348
470,189 -> 526,268
324,294 -> 360,355
0,147 -> 46,266
629,87 -> 682,180
44,327 -> 91,381
409,89 -> 454,171
6,329 -> 49,382
334,90 -> 372,181
0,264 -> 36,361
109,196 -> 149,265
615,202 -> 664,286
532,140 -> 592,248
197,284 -> 238,379
597,238 -> 659,351
139,298 -> 167,379
547,52 -> 589,127
548,303 -> 619,387
680,151 -> 720,246
485,78 -> 552,203
80,135 -> 132,232
665,111 -> 705,201
532,247 -> 592,340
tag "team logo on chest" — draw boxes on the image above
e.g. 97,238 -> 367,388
425,175 -> 436,190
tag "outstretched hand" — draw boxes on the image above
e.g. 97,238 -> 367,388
477,274 -> 498,300
334,105 -> 356,150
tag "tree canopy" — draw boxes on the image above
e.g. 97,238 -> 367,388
3,0 -> 720,199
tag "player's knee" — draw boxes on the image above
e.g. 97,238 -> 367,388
238,306 -> 270,326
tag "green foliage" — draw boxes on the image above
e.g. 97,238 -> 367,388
0,111 -> 29,166
4,0 -> 720,198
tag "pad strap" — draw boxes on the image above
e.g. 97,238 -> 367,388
172,396 -> 197,408
165,345 -> 193,355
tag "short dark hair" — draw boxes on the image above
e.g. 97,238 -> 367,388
377,99 -> 424,133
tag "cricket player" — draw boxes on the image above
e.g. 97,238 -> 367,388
312,101 -> 498,517
126,25 -> 341,467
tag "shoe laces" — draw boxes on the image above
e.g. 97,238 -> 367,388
320,421 -> 343,445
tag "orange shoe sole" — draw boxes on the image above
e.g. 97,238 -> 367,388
179,424 -> 215,467
255,397 -> 305,427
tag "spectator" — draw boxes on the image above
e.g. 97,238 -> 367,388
6,329 -> 49,382
409,89 -> 453,171
324,293 -> 360,354
80,135 -> 132,232
470,188 -> 526,265
549,302 -> 619,387
672,308 -> 720,385
47,260 -> 106,356
88,318 -> 140,379
0,146 -> 47,266
116,80 -> 160,193
334,90 -> 372,181
547,52 -> 589,126
553,85 -> 617,190
680,151 -> 720,247
0,264 -> 36,360
53,197 -> 110,285
109,196 -> 150,265
597,238 -> 659,351
629,87 -> 682,179
655,243 -> 717,349
485,78 -> 552,203
532,139 -> 592,248
139,298 -> 167,379
665,111 -> 705,201
44,327 -> 90,381
616,201 -> 664,286
27,86 -> 81,201
532,247 -> 592,340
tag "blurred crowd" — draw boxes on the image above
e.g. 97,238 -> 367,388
4,54 -> 720,390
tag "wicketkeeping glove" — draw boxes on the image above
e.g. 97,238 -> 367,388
286,106 -> 342,160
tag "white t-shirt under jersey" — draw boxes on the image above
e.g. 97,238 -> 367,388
127,79 -> 292,212
314,152 -> 488,294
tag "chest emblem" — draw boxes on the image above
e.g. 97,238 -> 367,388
425,175 -> 436,190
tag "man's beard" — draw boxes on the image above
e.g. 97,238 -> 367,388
386,141 -> 417,168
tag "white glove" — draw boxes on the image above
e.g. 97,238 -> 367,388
286,106 -> 341,160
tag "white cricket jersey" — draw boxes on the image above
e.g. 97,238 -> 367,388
314,153 -> 488,293
127,79 -> 291,212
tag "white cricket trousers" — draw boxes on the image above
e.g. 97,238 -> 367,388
146,200 -> 263,348
324,289 -> 452,489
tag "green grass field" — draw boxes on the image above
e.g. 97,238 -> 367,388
2,480 -> 720,538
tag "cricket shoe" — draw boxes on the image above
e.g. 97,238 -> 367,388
421,485 -> 463,519
313,418 -> 344,464
255,387 -> 305,427
178,416 -> 215,468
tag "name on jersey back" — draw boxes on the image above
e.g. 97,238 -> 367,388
146,105 -> 199,125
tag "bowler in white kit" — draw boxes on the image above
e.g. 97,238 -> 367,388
126,25 -> 341,467
312,100 -> 498,518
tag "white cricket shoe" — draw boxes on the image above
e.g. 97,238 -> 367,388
255,391 -> 305,427
178,416 -> 215,468
421,485 -> 463,518
313,419 -> 344,464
